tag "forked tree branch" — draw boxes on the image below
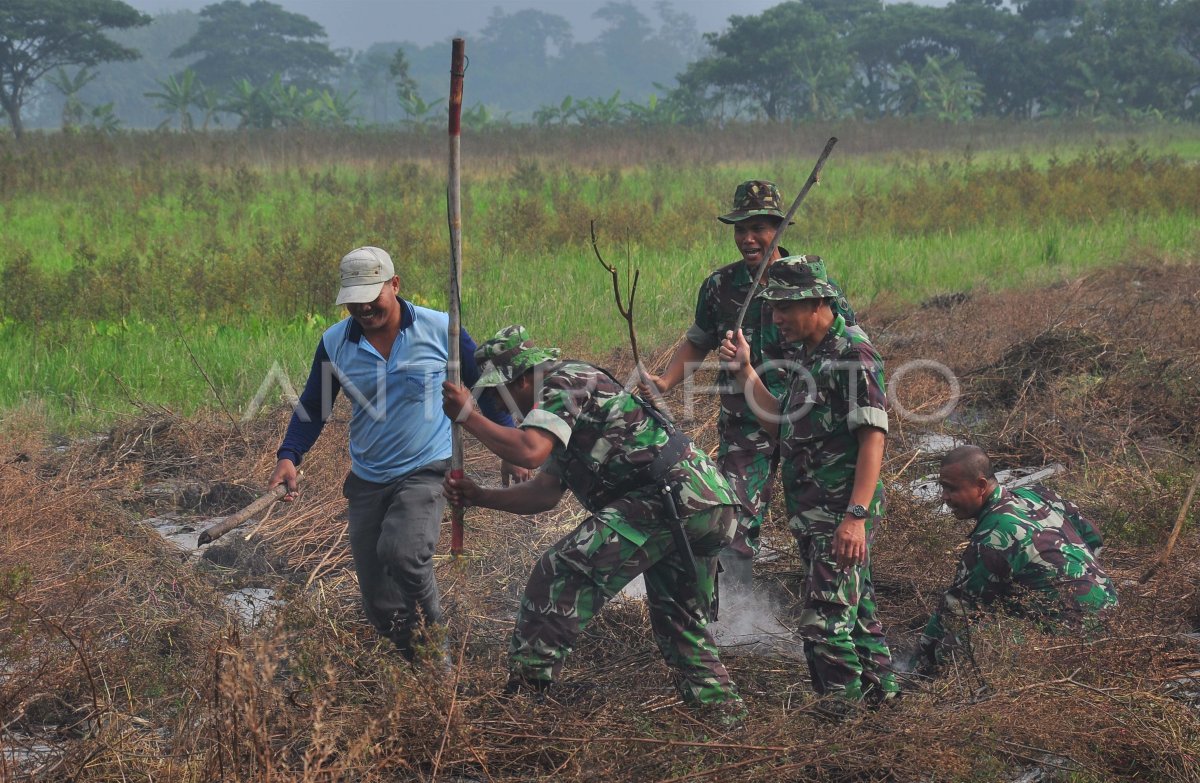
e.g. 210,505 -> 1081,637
590,220 -> 665,409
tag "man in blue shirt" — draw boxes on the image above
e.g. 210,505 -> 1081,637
269,246 -> 518,661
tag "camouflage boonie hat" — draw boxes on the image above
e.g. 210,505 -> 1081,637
717,180 -> 794,225
472,325 -> 561,389
761,255 -> 840,301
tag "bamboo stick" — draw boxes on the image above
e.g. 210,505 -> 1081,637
1139,469 -> 1200,583
447,38 -> 466,557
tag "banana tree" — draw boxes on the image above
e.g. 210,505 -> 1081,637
195,87 -> 222,131
894,55 -> 982,122
313,89 -> 358,126
48,67 -> 98,131
266,77 -> 317,127
462,102 -> 510,131
533,95 -> 576,127
222,78 -> 275,128
144,69 -> 201,131
86,102 -> 121,134
398,92 -> 443,128
573,90 -> 625,126
622,93 -> 684,126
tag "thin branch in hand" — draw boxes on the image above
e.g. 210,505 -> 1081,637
591,219 -> 663,408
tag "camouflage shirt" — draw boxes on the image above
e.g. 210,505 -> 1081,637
923,484 -> 1118,648
521,361 -> 737,545
686,254 -> 857,440
778,315 -> 889,527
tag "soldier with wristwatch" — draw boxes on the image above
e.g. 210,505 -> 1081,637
720,256 -> 899,716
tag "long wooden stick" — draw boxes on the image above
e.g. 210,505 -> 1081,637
1139,469 -> 1200,583
198,484 -> 287,546
732,136 -> 838,332
447,38 -> 466,557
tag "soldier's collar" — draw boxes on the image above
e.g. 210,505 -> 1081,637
977,483 -> 1005,518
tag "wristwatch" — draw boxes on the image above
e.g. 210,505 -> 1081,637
846,503 -> 869,519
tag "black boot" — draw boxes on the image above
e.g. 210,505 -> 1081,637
385,614 -> 415,661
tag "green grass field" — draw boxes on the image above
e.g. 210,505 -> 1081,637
1,120 -> 1198,431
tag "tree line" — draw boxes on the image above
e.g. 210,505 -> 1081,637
2,0 -> 1198,138
678,0 -> 1200,122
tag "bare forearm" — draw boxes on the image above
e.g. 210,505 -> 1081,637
850,427 -> 886,507
462,411 -> 549,468
658,339 -> 709,391
474,475 -> 563,514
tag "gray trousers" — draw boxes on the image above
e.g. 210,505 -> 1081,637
343,459 -> 449,644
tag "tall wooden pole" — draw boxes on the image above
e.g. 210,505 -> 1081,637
447,38 -> 466,556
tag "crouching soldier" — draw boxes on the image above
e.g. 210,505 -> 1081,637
720,257 -> 899,715
441,326 -> 744,717
915,445 -> 1118,671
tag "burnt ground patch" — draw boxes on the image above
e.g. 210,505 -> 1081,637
1,260 -> 1197,782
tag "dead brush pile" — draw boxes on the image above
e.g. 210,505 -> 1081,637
0,443 -> 227,779
2,260 -> 1199,781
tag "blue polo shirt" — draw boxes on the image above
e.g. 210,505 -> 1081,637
277,298 -> 512,483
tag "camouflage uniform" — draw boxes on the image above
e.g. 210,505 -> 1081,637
688,181 -> 856,558
473,328 -> 742,705
762,258 -> 898,702
919,484 -> 1118,664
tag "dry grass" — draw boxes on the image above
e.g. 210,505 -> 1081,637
2,260 -> 1199,781
3,120 -> 1184,181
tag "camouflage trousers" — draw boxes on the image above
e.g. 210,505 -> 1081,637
717,442 -> 776,558
791,518 -> 898,701
508,504 -> 740,705
921,587 -> 1117,667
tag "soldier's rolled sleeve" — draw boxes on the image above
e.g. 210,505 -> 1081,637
847,406 -> 889,432
520,409 -> 572,447
519,376 -> 587,447
685,322 -> 717,352
540,453 -> 569,487
690,276 -> 720,351
844,346 -> 889,434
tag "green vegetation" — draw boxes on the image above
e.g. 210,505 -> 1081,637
0,0 -> 149,137
0,121 -> 1198,430
11,0 -> 1200,132
170,0 -> 342,95
678,0 -> 1200,123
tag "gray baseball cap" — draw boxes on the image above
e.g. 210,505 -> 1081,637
335,246 -> 395,306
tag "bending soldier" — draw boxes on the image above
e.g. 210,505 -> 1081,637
442,326 -> 744,716
916,445 -> 1118,670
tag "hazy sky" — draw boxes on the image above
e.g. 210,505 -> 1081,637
121,0 -> 845,49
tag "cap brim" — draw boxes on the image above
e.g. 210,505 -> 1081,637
472,362 -> 511,390
335,281 -> 386,306
761,284 -> 840,302
717,209 -> 793,225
